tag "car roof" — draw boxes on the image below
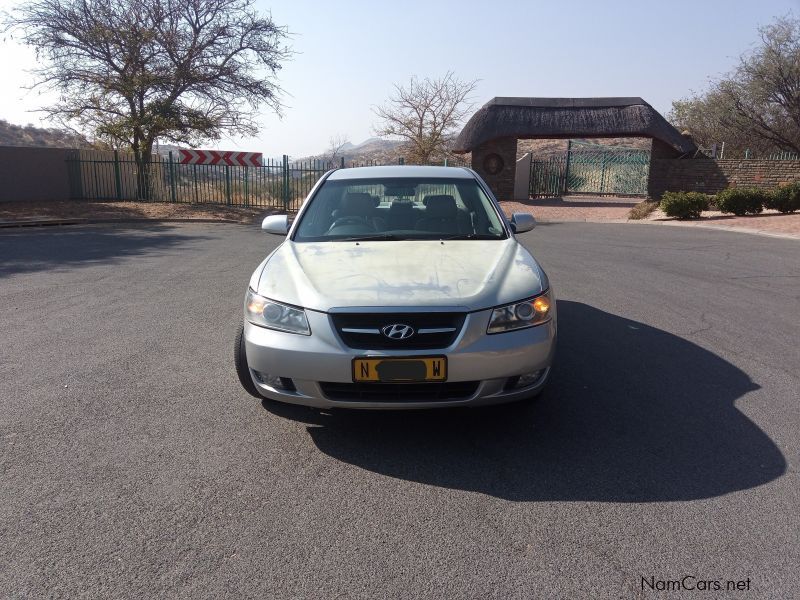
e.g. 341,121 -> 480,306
326,165 -> 474,181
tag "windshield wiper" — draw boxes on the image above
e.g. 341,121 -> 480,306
438,233 -> 502,240
338,234 -> 405,241
337,233 -> 502,242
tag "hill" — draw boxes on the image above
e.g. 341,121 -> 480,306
0,119 -> 93,148
300,137 -> 404,165
301,137 -> 472,166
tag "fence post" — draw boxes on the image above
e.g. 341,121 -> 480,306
444,158 -> 448,167
225,165 -> 232,205
244,165 -> 249,207
399,157 -> 404,165
563,140 -> 572,195
113,150 -> 123,200
282,154 -> 290,209
168,151 -> 177,203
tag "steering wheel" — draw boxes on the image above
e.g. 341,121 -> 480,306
327,216 -> 369,230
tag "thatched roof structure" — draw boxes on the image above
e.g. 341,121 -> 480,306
453,97 -> 696,155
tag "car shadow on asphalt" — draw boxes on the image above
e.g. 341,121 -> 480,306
0,224 -> 204,277
260,300 -> 786,502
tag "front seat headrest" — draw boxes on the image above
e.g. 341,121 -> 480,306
422,195 -> 458,219
339,192 -> 376,215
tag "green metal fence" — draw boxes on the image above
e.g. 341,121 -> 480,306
67,152 -> 470,211
67,153 -> 333,212
529,156 -> 567,197
529,141 -> 650,197
566,141 -> 650,195
765,150 -> 800,160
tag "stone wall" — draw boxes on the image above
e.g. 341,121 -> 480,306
648,158 -> 800,199
471,137 -> 517,200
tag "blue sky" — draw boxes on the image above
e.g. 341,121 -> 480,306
1,0 -> 798,156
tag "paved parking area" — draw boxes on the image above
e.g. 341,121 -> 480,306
502,197 -> 800,239
1,222 -> 798,598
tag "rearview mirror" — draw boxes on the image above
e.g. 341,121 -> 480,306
262,214 -> 289,235
510,212 -> 536,234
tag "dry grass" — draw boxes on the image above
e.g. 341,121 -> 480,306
628,200 -> 660,220
0,200 -> 280,224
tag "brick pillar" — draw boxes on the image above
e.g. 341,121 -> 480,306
647,139 -> 682,199
471,137 -> 517,200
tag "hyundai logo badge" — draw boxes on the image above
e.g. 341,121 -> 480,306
381,324 -> 415,340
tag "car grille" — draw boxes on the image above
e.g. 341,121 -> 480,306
319,381 -> 480,402
330,312 -> 466,350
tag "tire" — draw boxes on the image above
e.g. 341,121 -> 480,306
234,322 -> 262,398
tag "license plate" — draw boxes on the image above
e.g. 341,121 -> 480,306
353,356 -> 447,382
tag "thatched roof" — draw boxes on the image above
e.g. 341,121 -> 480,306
453,97 -> 696,155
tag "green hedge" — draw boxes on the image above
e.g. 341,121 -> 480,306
660,191 -> 711,219
765,182 -> 800,213
659,183 -> 800,218
715,188 -> 768,216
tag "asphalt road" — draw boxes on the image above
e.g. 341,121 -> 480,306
1,222 -> 798,599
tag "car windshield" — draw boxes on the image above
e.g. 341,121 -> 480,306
292,177 -> 507,242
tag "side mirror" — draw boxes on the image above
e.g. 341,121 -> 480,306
510,212 -> 536,234
261,214 -> 289,235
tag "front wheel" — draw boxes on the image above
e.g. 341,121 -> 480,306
234,322 -> 262,398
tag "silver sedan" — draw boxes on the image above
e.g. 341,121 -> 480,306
234,165 -> 556,409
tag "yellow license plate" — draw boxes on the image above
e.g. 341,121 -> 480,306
353,356 -> 447,382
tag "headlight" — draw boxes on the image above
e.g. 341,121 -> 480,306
245,288 -> 310,335
487,290 -> 553,334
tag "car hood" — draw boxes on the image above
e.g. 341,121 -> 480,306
256,239 -> 546,312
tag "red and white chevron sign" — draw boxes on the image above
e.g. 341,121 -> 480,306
178,149 -> 262,167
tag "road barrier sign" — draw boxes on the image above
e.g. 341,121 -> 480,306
179,149 -> 262,167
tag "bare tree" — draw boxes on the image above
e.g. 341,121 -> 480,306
326,133 -> 350,165
668,92 -> 770,155
373,72 -> 477,163
4,0 -> 290,197
669,14 -> 800,155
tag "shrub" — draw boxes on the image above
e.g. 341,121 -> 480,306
765,182 -> 800,213
659,191 -> 710,219
715,188 -> 767,216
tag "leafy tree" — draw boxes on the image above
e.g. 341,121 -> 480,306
374,72 -> 477,163
4,0 -> 290,197
669,15 -> 800,156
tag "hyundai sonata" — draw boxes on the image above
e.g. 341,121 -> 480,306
234,165 -> 556,409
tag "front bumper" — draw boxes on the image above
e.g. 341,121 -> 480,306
244,307 -> 556,409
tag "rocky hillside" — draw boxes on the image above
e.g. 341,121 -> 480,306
305,137 -> 404,165
0,119 -> 93,148
303,137 -> 470,166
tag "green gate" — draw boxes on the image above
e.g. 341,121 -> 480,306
529,156 -> 567,197
530,141 -> 650,197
